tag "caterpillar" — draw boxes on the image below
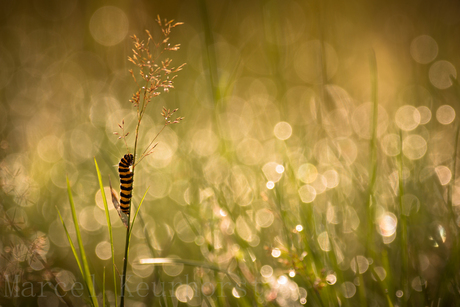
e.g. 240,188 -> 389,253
118,153 -> 134,215
108,154 -> 133,228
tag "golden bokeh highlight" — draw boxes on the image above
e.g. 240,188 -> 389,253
429,60 -> 457,89
90,6 -> 129,46
436,105 -> 456,125
1,1 -> 460,306
410,35 -> 438,64
395,105 -> 420,131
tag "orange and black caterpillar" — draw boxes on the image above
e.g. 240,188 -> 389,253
118,153 -> 134,215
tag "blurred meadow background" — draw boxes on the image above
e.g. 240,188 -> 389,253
2,0 -> 460,306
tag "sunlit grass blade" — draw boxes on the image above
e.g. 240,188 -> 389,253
56,207 -> 84,282
120,187 -> 150,306
138,257 -> 241,287
198,0 -> 220,102
57,206 -> 94,307
128,187 -> 150,242
451,127 -> 460,257
441,126 -> 460,297
102,267 -> 106,307
448,126 -> 459,242
365,49 -> 379,265
94,158 -> 118,307
66,176 -> 99,307
397,130 -> 409,306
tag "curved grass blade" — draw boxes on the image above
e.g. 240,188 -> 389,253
66,176 -> 99,307
102,267 -> 106,307
56,207 -> 84,282
94,158 -> 118,307
137,257 -> 241,287
128,187 -> 150,242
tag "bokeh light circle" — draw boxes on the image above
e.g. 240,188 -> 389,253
381,134 -> 401,157
341,282 -> 357,298
263,162 -> 283,182
326,274 -> 337,285
402,135 -> 427,160
374,267 -> 387,281
90,6 -> 129,46
317,232 -> 331,251
395,105 -> 421,131
298,185 -> 317,203
274,121 -> 293,140
271,248 -> 281,258
37,135 -> 63,163
377,212 -> 398,237
255,208 -> 275,228
175,284 -> 194,303
266,181 -> 275,189
436,105 -> 456,125
429,60 -> 457,89
417,106 -> 432,124
163,255 -> 184,276
260,265 -> 273,278
435,165 -> 452,185
95,241 -> 111,260
323,169 -> 339,188
80,207 -> 102,232
350,255 -> 370,274
410,35 -> 438,64
297,163 -> 318,183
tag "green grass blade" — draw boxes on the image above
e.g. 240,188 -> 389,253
56,207 -> 84,280
397,130 -> 408,306
366,49 -> 379,263
56,207 -> 93,306
66,176 -> 99,307
138,257 -> 241,287
128,187 -> 150,242
102,267 -> 106,307
94,158 -> 118,307
119,187 -> 150,305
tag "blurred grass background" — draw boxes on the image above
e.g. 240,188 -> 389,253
2,0 -> 460,306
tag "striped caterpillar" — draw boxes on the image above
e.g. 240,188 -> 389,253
109,154 -> 133,227
118,154 -> 134,214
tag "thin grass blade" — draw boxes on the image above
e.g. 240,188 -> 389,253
94,158 -> 118,307
102,267 -> 106,307
56,207 -> 84,280
67,176 -> 99,307
138,257 -> 241,287
128,187 -> 150,241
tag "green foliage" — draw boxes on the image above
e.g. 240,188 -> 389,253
65,177 -> 99,307
94,158 -> 118,307
2,1 -> 460,307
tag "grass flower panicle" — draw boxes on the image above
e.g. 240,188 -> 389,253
57,15 -> 185,307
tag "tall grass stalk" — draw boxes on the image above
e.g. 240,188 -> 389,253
397,129 -> 408,306
94,158 -> 118,307
65,177 -> 99,307
367,49 -> 378,261
118,16 -> 185,306
102,267 -> 106,307
119,188 -> 149,305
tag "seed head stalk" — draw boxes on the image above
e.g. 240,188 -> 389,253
118,16 -> 185,306
120,90 -> 144,307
